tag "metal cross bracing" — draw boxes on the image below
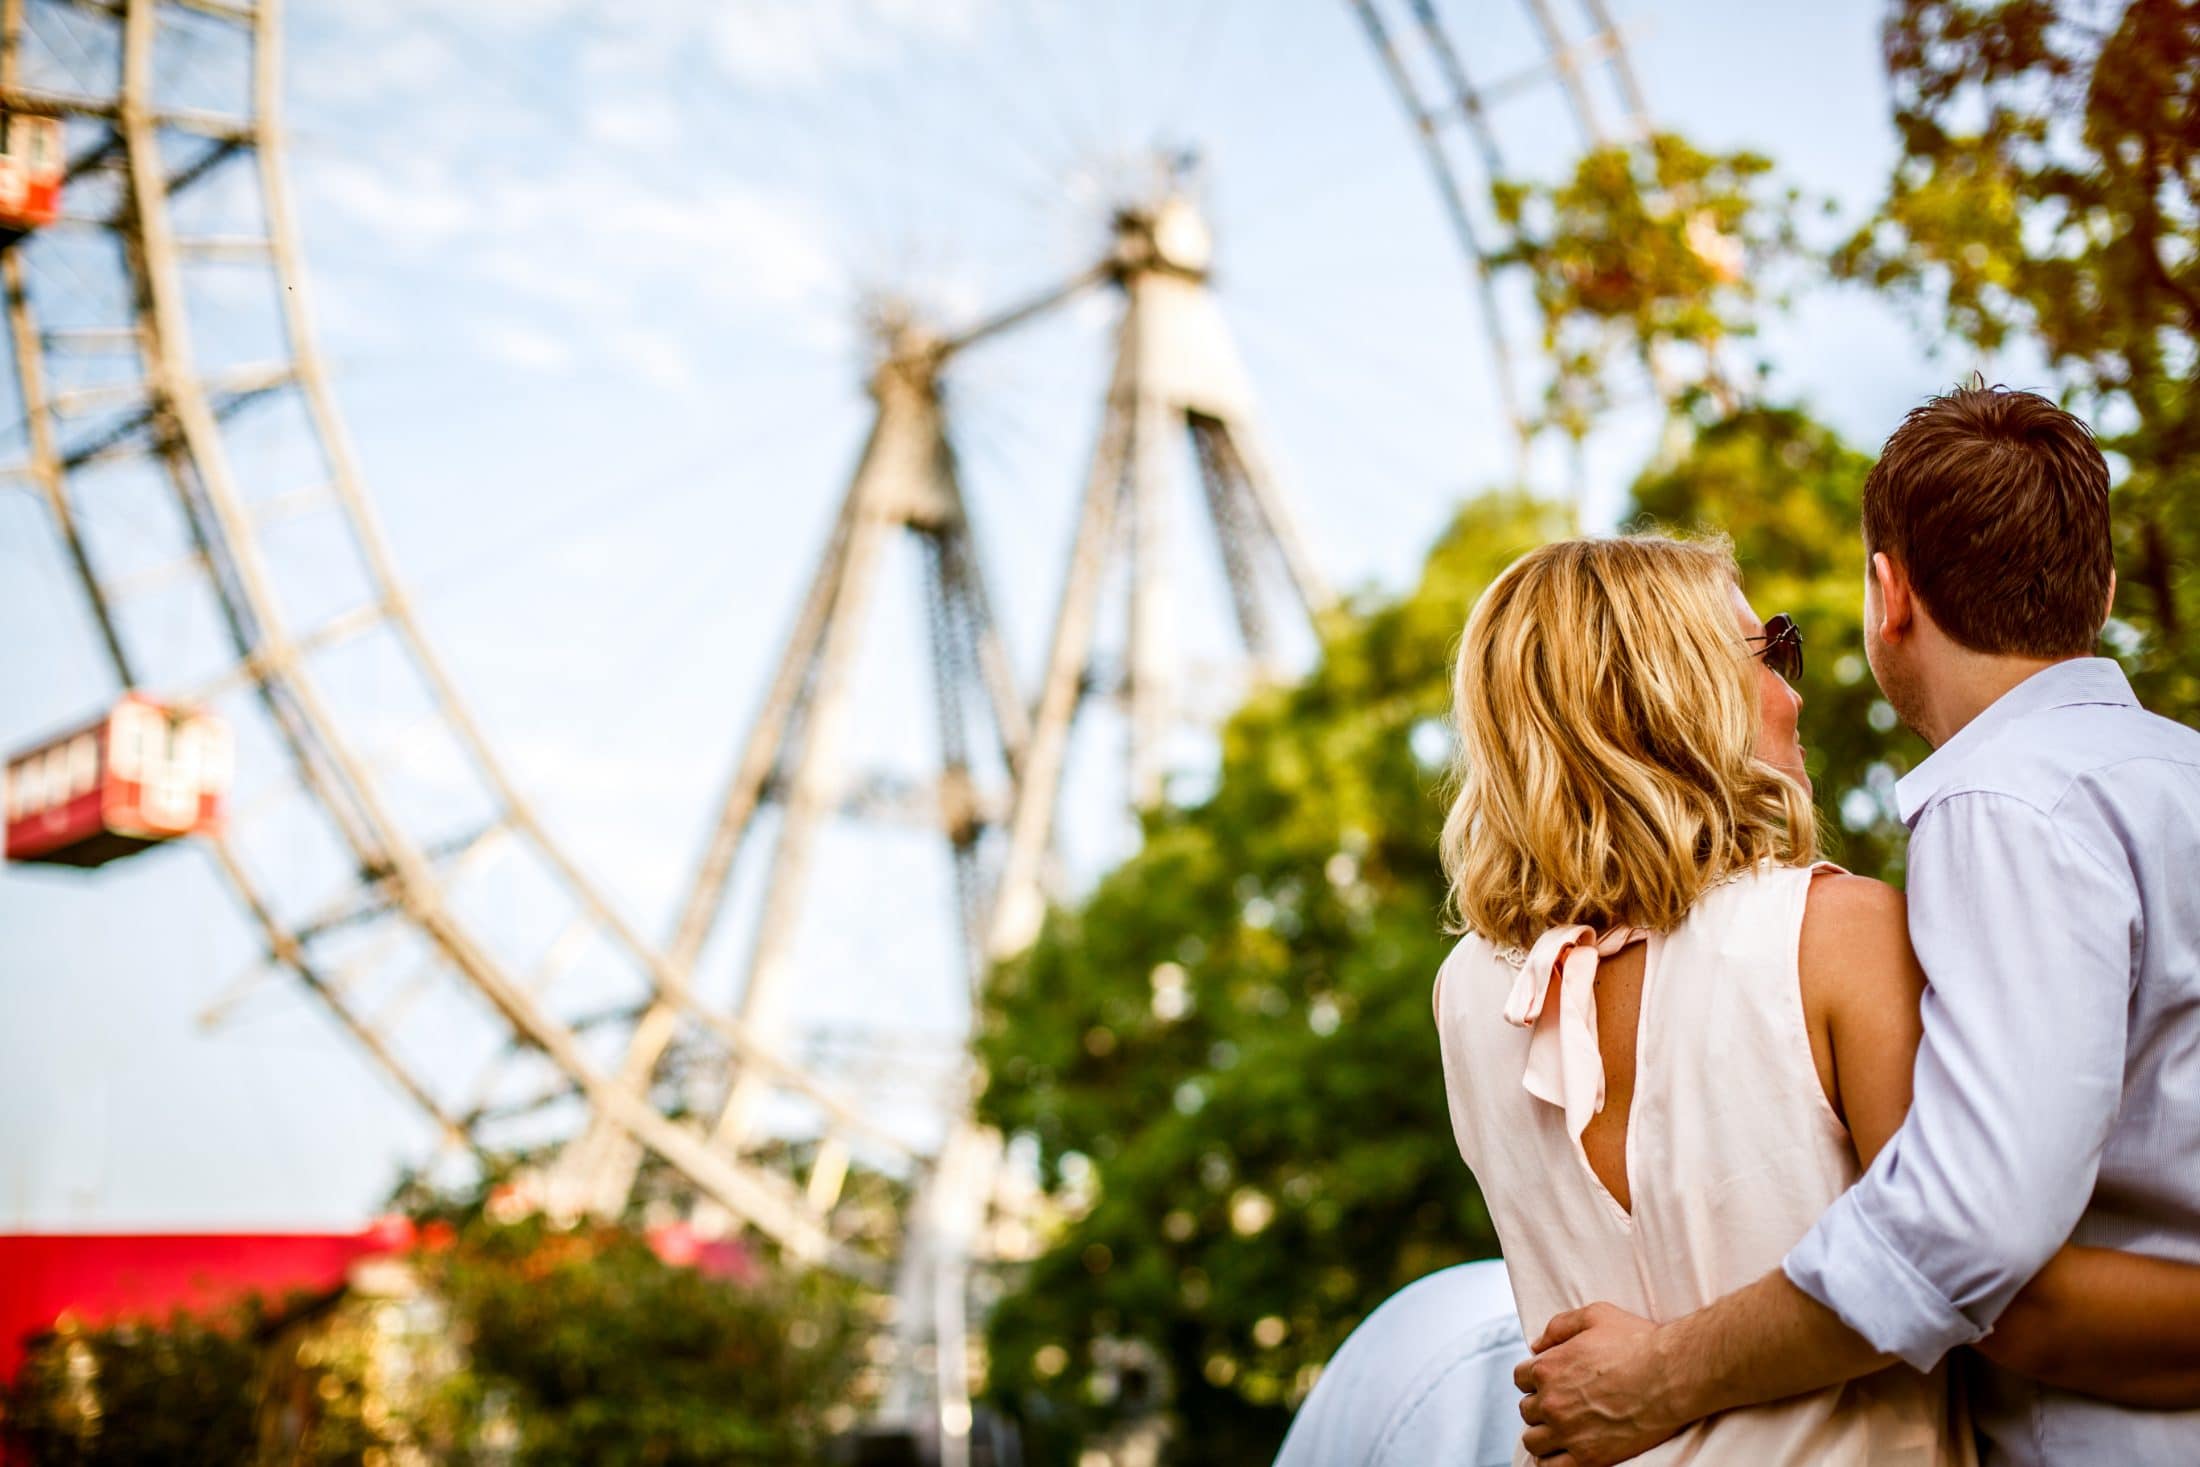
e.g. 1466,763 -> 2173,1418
547,302 -> 1032,1227
1347,0 -> 1649,476
0,0 -> 897,1276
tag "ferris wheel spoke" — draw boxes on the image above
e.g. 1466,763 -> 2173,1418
97,538 -> 203,600
1478,26 -> 1629,117
56,366 -> 289,468
156,133 -> 244,194
171,232 -> 268,262
201,832 -> 475,1151
167,0 -> 248,24
175,597 -> 386,705
46,359 -> 281,416
0,80 -> 248,140
39,323 -> 135,353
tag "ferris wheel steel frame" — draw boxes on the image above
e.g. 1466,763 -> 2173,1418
1,0 -> 895,1274
12,0 -> 1654,1454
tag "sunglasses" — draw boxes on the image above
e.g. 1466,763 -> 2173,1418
1746,613 -> 1804,683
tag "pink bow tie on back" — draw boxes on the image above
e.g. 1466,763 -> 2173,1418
1502,923 -> 1649,1142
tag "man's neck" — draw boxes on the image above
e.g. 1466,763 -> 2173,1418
1918,649 -> 2085,749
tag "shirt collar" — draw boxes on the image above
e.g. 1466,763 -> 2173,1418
1894,657 -> 2138,826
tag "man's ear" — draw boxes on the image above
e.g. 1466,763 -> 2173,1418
1871,551 -> 1914,644
2105,568 -> 2118,624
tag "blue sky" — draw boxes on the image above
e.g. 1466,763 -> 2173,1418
0,1 -> 1988,1227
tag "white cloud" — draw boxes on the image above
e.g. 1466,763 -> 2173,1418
584,96 -> 683,149
304,31 -> 459,107
595,323 -> 699,394
709,0 -> 988,90
292,3 -> 957,394
476,320 -> 575,373
621,183 -> 844,312
308,157 -> 480,254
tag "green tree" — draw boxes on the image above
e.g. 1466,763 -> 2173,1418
395,1199 -> 871,1465
2,1307 -> 267,1467
1494,132 -> 1809,444
1837,0 -> 2200,718
2,1202 -> 870,1467
976,492 -> 1567,1464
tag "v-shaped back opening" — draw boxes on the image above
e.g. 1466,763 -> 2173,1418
1577,934 -> 1654,1219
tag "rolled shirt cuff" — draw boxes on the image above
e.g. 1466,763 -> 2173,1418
1782,1189 -> 1986,1373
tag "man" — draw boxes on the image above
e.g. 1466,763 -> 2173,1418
1274,1259 -> 1525,1466
1516,386 -> 2200,1464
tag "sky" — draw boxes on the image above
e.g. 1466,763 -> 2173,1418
0,0 -> 1985,1228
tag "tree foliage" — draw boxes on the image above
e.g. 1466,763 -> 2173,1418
2,1305 -> 269,1467
1494,132 -> 1809,438
404,1201 -> 870,1465
2,1199 -> 869,1466
1837,0 -> 2200,716
976,493 -> 1568,1463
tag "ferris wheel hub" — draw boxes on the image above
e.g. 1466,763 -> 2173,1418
1111,193 -> 1212,281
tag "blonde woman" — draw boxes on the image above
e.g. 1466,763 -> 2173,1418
1430,534 -> 2200,1467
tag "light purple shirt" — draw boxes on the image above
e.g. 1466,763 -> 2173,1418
1784,657 -> 2200,1467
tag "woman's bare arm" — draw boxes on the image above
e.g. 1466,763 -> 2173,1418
1980,1247 -> 2200,1405
1799,872 -> 1927,1172
1804,873 -> 2200,1408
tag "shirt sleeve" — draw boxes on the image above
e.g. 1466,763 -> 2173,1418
1783,792 -> 2136,1371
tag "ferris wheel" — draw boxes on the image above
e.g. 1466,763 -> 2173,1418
1,0 -> 1648,1452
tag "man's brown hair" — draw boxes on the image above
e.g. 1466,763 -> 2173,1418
1861,384 -> 2113,657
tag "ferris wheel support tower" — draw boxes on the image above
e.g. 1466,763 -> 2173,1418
549,182 -> 1335,1463
561,185 -> 1331,1221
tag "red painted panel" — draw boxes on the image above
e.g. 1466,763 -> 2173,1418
3,785 -> 105,862
0,1226 -> 409,1380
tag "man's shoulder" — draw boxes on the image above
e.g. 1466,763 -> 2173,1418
1920,700 -> 2200,822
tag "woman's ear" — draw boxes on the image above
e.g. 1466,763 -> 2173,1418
1870,552 -> 1914,645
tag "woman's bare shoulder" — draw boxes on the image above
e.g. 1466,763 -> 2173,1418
1803,870 -> 1906,931
1799,871 -> 1925,1014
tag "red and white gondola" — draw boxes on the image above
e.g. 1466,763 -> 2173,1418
4,695 -> 230,867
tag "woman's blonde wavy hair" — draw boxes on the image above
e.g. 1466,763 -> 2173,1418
1440,533 -> 1817,949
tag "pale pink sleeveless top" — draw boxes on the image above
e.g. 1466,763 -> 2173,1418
1434,863 -> 1974,1467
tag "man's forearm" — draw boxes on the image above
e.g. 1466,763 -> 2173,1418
1517,1275 -> 1899,1464
1655,1269 -> 1894,1421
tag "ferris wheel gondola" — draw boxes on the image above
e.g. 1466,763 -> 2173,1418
0,106 -> 60,241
